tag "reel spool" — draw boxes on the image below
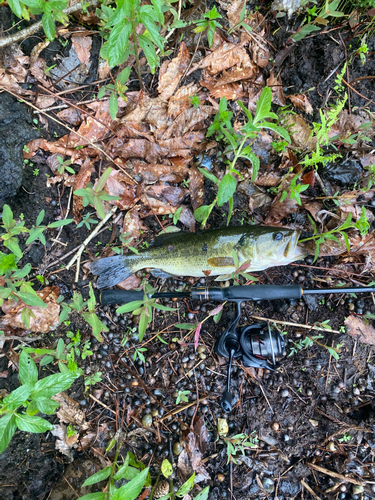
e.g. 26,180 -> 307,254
215,322 -> 285,412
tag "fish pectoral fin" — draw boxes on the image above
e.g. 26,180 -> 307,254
207,257 -> 235,267
215,274 -> 232,281
150,269 -> 177,279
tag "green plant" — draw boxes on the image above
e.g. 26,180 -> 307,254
133,347 -> 147,363
279,171 -> 309,206
4,0 -> 69,41
33,168 -> 40,176
77,213 -> 99,230
292,0 -> 345,42
59,284 -> 109,342
221,432 -> 258,464
74,167 -> 120,219
98,0 -> 167,83
193,6 -> 222,47
0,351 -> 80,454
176,390 -> 190,404
195,87 -> 290,227
289,333 -> 343,360
189,94 -> 201,109
26,208 -> 73,246
302,208 -> 370,261
97,67 -> 131,119
338,433 -> 351,443
56,155 -> 75,175
84,371 -> 103,388
116,282 -> 175,341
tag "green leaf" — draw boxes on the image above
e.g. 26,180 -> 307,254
254,87 -> 272,125
239,148 -> 260,182
96,167 -> 113,192
197,167 -> 220,186
217,174 -> 236,206
15,414 -> 54,433
0,252 -> 17,275
194,487 -> 210,500
292,24 -> 321,42
150,303 -> 175,312
138,35 -> 158,73
175,323 -> 196,330
19,351 -> 38,387
36,210 -> 45,226
194,204 -> 213,224
138,310 -> 149,342
81,312 -> 106,342
16,292 -> 47,308
117,67 -> 131,86
31,372 -> 79,400
2,205 -> 15,230
4,238 -> 23,259
109,92 -> 118,120
176,474 -> 195,497
161,459 -> 173,478
107,20 -> 132,67
112,467 -> 149,500
116,300 -> 145,314
42,12 -> 56,41
3,385 -> 31,411
8,0 -> 23,17
13,264 -> 32,279
0,413 -> 17,454
26,226 -> 46,245
77,493 -> 105,500
82,467 -> 112,487
48,219 -> 73,228
260,122 -> 291,142
36,398 -> 60,414
139,12 -> 164,50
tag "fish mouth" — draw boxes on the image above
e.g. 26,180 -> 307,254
283,231 -> 307,260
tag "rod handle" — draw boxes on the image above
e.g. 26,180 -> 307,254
99,289 -> 144,306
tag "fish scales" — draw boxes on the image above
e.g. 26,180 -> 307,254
90,225 -> 306,289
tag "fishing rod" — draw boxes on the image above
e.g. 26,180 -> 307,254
99,284 -> 375,412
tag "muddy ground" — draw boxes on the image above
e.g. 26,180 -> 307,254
1,2 -> 375,500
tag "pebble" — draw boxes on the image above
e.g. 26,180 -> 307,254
262,477 -> 275,493
352,485 -> 364,495
197,345 -> 206,353
142,414 -> 153,428
271,422 -> 280,431
217,473 -> 225,482
281,389 -> 289,398
327,441 -> 336,452
173,442 -> 183,455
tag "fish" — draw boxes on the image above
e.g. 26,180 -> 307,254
90,225 -> 307,289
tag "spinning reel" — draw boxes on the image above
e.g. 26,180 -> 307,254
215,301 -> 285,412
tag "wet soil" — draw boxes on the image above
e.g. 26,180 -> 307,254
1,4 -> 375,500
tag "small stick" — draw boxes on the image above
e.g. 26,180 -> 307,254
301,479 -> 322,500
89,393 -> 116,415
159,398 -> 206,422
66,206 -> 117,272
307,463 -> 364,486
251,316 -> 340,334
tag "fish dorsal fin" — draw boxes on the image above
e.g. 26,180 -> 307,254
207,257 -> 234,267
151,230 -> 187,247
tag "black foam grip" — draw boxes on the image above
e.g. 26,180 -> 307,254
99,289 -> 144,306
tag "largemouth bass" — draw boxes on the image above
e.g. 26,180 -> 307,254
91,225 -> 307,289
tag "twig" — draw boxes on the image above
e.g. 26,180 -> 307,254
159,398 -> 206,422
307,463 -> 364,486
251,316 -> 340,333
301,479 -> 322,500
1,335 -> 44,342
0,0 -> 100,49
89,393 -> 116,415
66,206 -> 117,273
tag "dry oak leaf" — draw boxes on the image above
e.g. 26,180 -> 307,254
202,79 -> 246,101
0,286 -> 60,333
0,68 -> 29,95
117,274 -> 143,290
158,131 -> 206,157
213,57 -> 257,87
51,424 -> 78,462
122,96 -> 170,136
71,35 -> 92,66
115,139 -> 169,162
189,165 -> 205,211
69,99 -> 114,146
168,83 -> 201,118
162,106 -> 215,140
24,137 -> 75,159
188,41 -> 248,76
283,114 -> 314,150
123,207 -> 147,246
105,169 -> 138,211
29,57 -> 51,88
134,161 -> 189,184
223,0 -> 247,27
345,316 -> 375,345
158,42 -> 191,100
251,41 -> 270,69
288,94 -> 313,115
179,205 -> 196,232
72,158 -> 96,223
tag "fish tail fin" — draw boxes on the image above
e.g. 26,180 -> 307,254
90,255 -> 134,289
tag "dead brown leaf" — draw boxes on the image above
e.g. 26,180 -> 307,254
162,106 -> 215,140
264,173 -> 299,225
71,35 -> 92,66
267,71 -> 285,106
206,82 -> 246,101
188,42 -> 248,76
189,166 -> 205,211
51,424 -> 78,461
250,40 -> 270,68
158,42 -> 191,100
345,316 -> 375,345
57,107 -> 82,126
0,286 -> 60,333
142,185 -> 188,214
52,392 -> 87,427
115,139 -> 169,162
105,169 -> 138,211
168,83 -> 201,118
158,131 -> 206,157
288,94 -> 313,115
29,58 -> 51,88
134,161 -> 189,184
123,208 -> 147,246
117,274 -> 143,290
70,99 -> 113,146
179,206 -> 196,232
24,137 -> 75,159
224,0 -> 246,27
122,96 -> 170,136
283,114 -> 314,150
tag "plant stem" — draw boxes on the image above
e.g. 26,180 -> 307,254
131,8 -> 144,90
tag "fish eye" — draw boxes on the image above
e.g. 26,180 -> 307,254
274,232 -> 283,241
